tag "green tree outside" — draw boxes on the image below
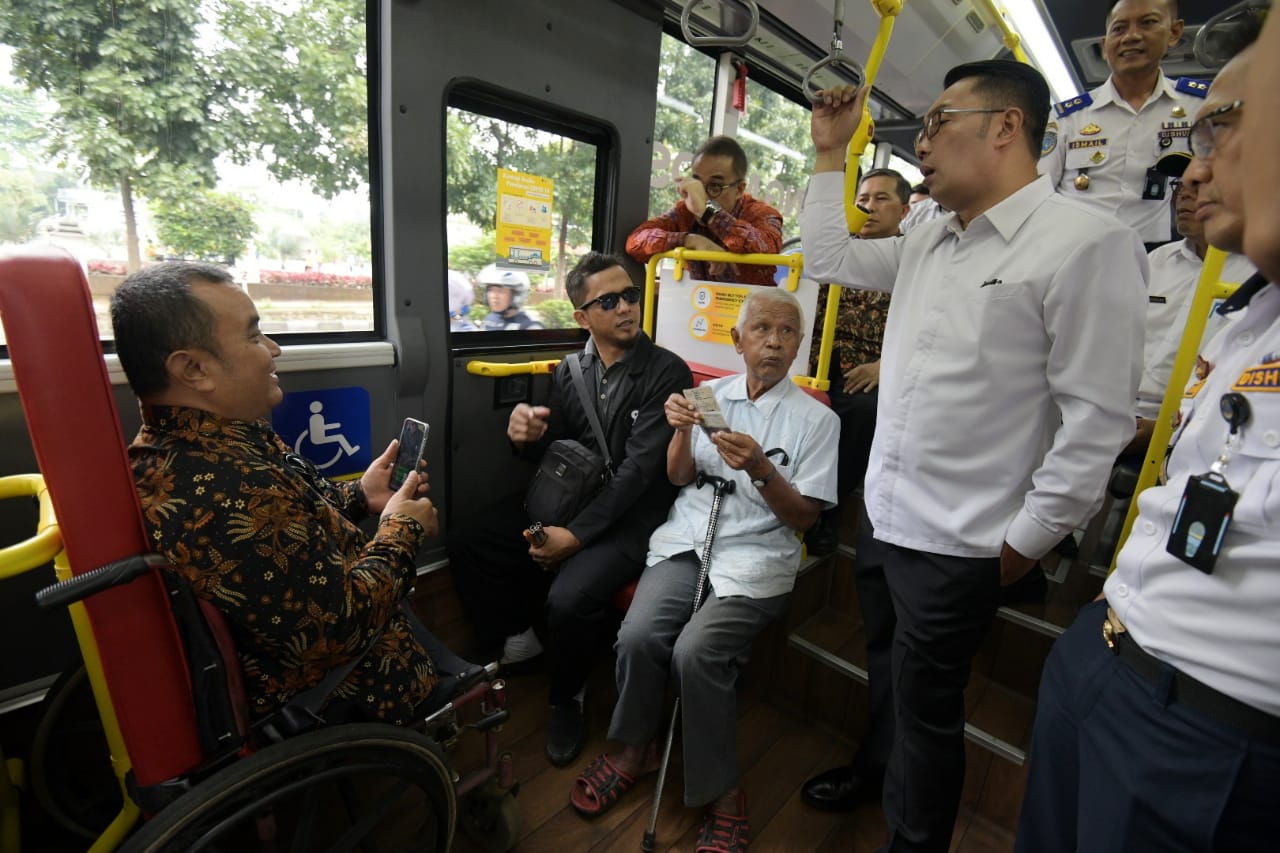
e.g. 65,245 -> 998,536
152,188 -> 256,264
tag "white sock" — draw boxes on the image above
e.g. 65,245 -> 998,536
502,627 -> 543,662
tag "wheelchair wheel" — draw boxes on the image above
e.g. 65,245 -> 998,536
121,723 -> 456,853
459,779 -> 520,853
30,664 -> 119,840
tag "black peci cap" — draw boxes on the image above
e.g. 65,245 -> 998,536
1155,150 -> 1193,178
943,59 -> 1051,112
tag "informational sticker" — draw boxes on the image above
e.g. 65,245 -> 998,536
654,263 -> 818,379
496,168 -> 553,271
272,387 -> 372,480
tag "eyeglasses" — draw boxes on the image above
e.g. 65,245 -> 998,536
1188,100 -> 1243,160
687,171 -> 743,198
577,285 -> 641,312
919,107 -> 1008,142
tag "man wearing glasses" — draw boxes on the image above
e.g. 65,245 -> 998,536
1039,0 -> 1204,250
799,60 -> 1146,851
1018,14 -> 1280,849
626,135 -> 783,286
448,252 -> 692,767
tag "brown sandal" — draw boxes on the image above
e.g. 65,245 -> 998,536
695,790 -> 749,852
570,754 -> 636,817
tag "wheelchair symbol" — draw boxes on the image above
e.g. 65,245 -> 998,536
293,401 -> 362,470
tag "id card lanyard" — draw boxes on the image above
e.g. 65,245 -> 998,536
1165,392 -> 1251,573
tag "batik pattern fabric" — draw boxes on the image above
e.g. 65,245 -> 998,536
625,194 -> 784,287
809,284 -> 891,376
131,405 -> 436,724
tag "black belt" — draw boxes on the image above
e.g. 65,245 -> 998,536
1106,619 -> 1280,747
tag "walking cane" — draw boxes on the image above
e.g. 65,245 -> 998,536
641,472 -> 736,852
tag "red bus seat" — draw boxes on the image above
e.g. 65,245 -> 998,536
0,247 -> 205,790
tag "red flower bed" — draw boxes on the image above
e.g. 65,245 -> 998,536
258,270 -> 372,289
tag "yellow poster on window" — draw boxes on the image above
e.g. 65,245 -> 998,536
496,168 -> 554,271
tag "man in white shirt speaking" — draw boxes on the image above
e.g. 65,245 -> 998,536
799,61 -> 1147,852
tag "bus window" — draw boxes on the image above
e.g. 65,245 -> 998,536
737,75 -> 824,245
888,153 -> 924,190
0,1 -> 376,345
445,106 -> 601,333
646,33 -> 717,220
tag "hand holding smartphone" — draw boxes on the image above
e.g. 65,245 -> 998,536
389,418 -> 430,489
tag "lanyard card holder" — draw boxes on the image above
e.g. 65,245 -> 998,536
1167,472 -> 1238,574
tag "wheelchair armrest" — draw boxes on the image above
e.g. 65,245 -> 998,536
35,552 -> 167,610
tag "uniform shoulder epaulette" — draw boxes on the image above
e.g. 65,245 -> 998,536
1175,77 -> 1209,98
1053,93 -> 1092,118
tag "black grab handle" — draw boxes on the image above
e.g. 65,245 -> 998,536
35,552 -> 166,611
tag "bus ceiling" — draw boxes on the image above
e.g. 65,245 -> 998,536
663,0 -> 1229,121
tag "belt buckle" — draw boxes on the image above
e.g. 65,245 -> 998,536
1103,607 -> 1125,654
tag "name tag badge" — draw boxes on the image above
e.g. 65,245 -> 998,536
1166,472 -> 1238,574
1143,167 -> 1167,201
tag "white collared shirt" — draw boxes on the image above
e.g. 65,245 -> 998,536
1106,278 -> 1280,717
1039,76 -> 1203,242
1136,241 -> 1256,419
900,198 -> 947,234
646,373 -> 839,599
800,172 -> 1146,559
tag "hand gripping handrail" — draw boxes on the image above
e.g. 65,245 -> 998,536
680,0 -> 759,47
1110,248 -> 1241,571
801,1 -> 902,234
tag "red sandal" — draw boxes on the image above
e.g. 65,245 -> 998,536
695,789 -> 749,852
570,754 -> 637,817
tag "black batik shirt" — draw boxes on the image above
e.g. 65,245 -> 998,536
130,405 -> 437,724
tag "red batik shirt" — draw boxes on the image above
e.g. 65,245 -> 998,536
626,194 -> 784,287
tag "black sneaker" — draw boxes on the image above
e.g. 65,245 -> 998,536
545,700 -> 586,767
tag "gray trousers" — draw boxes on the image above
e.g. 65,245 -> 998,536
608,551 -> 788,807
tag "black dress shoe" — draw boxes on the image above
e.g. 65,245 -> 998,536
801,764 -> 882,812
545,700 -> 586,767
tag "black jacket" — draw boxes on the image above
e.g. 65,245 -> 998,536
529,332 -> 692,562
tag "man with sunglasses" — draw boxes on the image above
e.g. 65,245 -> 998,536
448,252 -> 691,768
800,60 -> 1146,851
1018,15 -> 1280,849
1040,0 -> 1205,250
627,135 -> 783,286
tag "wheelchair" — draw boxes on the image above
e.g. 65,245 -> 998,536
0,248 -> 521,853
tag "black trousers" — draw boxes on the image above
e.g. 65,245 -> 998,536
879,539 -> 1001,853
853,507 -> 895,777
826,361 -> 879,503
447,492 -> 642,704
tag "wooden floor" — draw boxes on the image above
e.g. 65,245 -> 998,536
448,661 -> 1015,853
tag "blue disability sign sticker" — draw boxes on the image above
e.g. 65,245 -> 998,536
273,387 -> 372,478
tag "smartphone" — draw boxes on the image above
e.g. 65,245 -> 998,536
388,418 -> 430,489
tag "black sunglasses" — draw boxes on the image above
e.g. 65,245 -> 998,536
578,285 -> 642,312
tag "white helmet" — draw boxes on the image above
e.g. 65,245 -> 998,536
477,264 -> 531,309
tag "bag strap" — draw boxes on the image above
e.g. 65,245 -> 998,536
568,353 -> 613,469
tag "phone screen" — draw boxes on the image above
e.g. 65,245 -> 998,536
389,418 -> 429,489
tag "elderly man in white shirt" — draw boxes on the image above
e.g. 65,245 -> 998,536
800,60 -> 1146,852
567,287 -> 838,852
1018,25 -> 1280,852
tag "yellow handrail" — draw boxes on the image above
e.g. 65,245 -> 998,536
976,0 -> 1033,65
841,2 -> 902,234
465,359 -> 560,377
0,473 -> 141,851
641,249 -> 805,338
1111,248 -> 1240,571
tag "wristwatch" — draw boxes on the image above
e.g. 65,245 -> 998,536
700,201 -> 721,225
750,467 -> 776,489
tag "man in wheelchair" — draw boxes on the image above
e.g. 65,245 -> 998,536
111,261 -> 443,726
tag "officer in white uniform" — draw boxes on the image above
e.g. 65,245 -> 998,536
1018,27 -> 1280,852
1039,0 -> 1204,247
